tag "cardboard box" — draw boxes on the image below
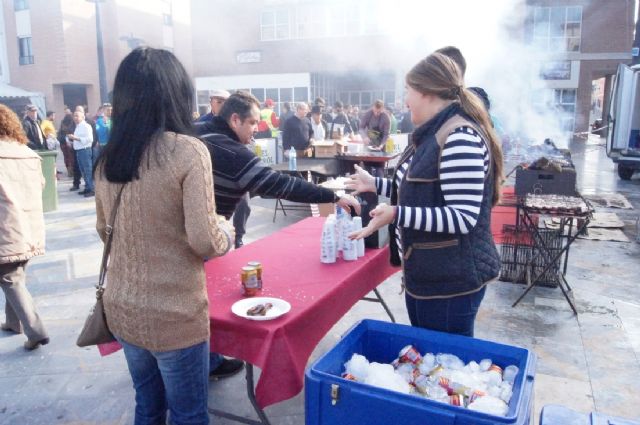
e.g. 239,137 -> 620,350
313,140 -> 349,158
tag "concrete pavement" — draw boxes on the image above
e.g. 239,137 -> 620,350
1,135 -> 639,424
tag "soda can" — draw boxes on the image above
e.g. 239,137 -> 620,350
489,364 -> 503,377
241,266 -> 259,296
449,394 -> 465,407
247,261 -> 263,290
469,389 -> 486,403
341,373 -> 357,381
398,345 -> 422,365
438,377 -> 453,395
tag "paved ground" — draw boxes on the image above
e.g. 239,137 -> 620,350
1,135 -> 639,424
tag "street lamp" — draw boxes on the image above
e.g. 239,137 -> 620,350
86,0 -> 108,104
119,33 -> 145,50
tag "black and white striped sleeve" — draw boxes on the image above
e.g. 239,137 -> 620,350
375,177 -> 393,198
394,127 -> 489,234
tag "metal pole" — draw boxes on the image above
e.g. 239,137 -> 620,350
95,1 -> 108,103
634,0 -> 640,65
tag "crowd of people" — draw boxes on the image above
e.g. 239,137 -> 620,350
0,44 -> 503,424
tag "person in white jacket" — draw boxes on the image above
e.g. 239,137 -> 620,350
0,104 -> 49,351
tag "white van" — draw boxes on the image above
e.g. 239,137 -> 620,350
607,63 -> 640,180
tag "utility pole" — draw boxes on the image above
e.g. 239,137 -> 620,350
634,0 -> 640,65
88,0 -> 108,103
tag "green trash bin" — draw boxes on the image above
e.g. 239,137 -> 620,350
37,150 -> 58,213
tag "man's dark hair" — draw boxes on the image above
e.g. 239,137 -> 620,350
468,87 -> 491,110
96,47 -> 195,182
219,91 -> 260,123
311,105 -> 322,115
46,110 -> 54,118
435,46 -> 467,77
334,101 -> 343,109
373,99 -> 384,109
314,97 -> 326,106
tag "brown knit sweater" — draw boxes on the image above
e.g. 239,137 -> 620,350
95,132 -> 231,352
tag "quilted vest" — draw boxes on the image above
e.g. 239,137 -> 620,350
389,109 -> 501,299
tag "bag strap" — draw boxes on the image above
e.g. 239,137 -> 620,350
96,185 -> 125,297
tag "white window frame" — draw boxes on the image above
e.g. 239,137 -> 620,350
261,9 -> 291,41
532,6 -> 582,53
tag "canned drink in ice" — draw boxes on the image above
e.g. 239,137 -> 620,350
341,373 -> 357,381
488,364 -> 503,376
438,376 -> 453,395
246,261 -> 263,290
241,266 -> 259,296
449,394 -> 465,407
398,345 -> 422,365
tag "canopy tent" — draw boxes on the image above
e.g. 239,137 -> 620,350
0,82 -> 46,118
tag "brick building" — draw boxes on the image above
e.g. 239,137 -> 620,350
191,0 -> 634,134
0,0 -> 192,116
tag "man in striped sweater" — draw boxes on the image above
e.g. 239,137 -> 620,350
195,91 -> 359,221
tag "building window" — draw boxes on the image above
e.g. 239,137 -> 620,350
18,36 -> 33,65
532,6 -> 582,52
163,14 -> 172,26
295,4 -> 326,39
13,0 -> 28,11
532,88 -> 577,132
539,61 -> 572,80
261,9 -> 290,41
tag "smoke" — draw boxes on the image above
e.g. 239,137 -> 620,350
193,0 -> 576,148
373,0 -> 573,148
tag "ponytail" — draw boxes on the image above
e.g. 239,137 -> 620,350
458,88 -> 503,206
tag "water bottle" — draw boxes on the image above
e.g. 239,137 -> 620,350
352,217 -> 365,257
288,146 -> 297,171
320,217 -> 337,263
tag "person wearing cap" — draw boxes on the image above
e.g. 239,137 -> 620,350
328,101 -> 353,139
310,105 -> 328,141
22,105 -> 47,151
197,89 -> 230,123
256,98 -> 279,139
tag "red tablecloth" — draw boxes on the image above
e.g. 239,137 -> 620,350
205,217 -> 398,408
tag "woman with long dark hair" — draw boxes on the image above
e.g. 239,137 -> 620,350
348,51 -> 503,337
94,47 -> 233,424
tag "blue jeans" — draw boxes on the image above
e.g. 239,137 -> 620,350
75,147 -> 94,192
92,144 -> 103,165
117,337 -> 210,425
405,286 -> 487,337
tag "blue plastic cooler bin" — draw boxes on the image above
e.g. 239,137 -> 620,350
305,319 -> 536,425
539,405 -> 640,425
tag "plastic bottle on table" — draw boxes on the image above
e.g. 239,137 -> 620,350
341,217 -> 358,261
320,216 -> 337,263
352,216 -> 365,257
288,146 -> 297,171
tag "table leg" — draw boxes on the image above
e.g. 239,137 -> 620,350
208,363 -> 272,425
361,288 -> 396,323
512,210 -> 587,314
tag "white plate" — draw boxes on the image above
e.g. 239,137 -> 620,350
231,297 -> 291,321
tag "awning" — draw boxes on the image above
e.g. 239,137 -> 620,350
0,82 -> 42,98
0,82 -> 46,117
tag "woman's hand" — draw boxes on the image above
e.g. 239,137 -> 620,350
216,215 -> 236,249
336,194 -> 361,216
345,164 -> 376,195
349,203 -> 396,240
